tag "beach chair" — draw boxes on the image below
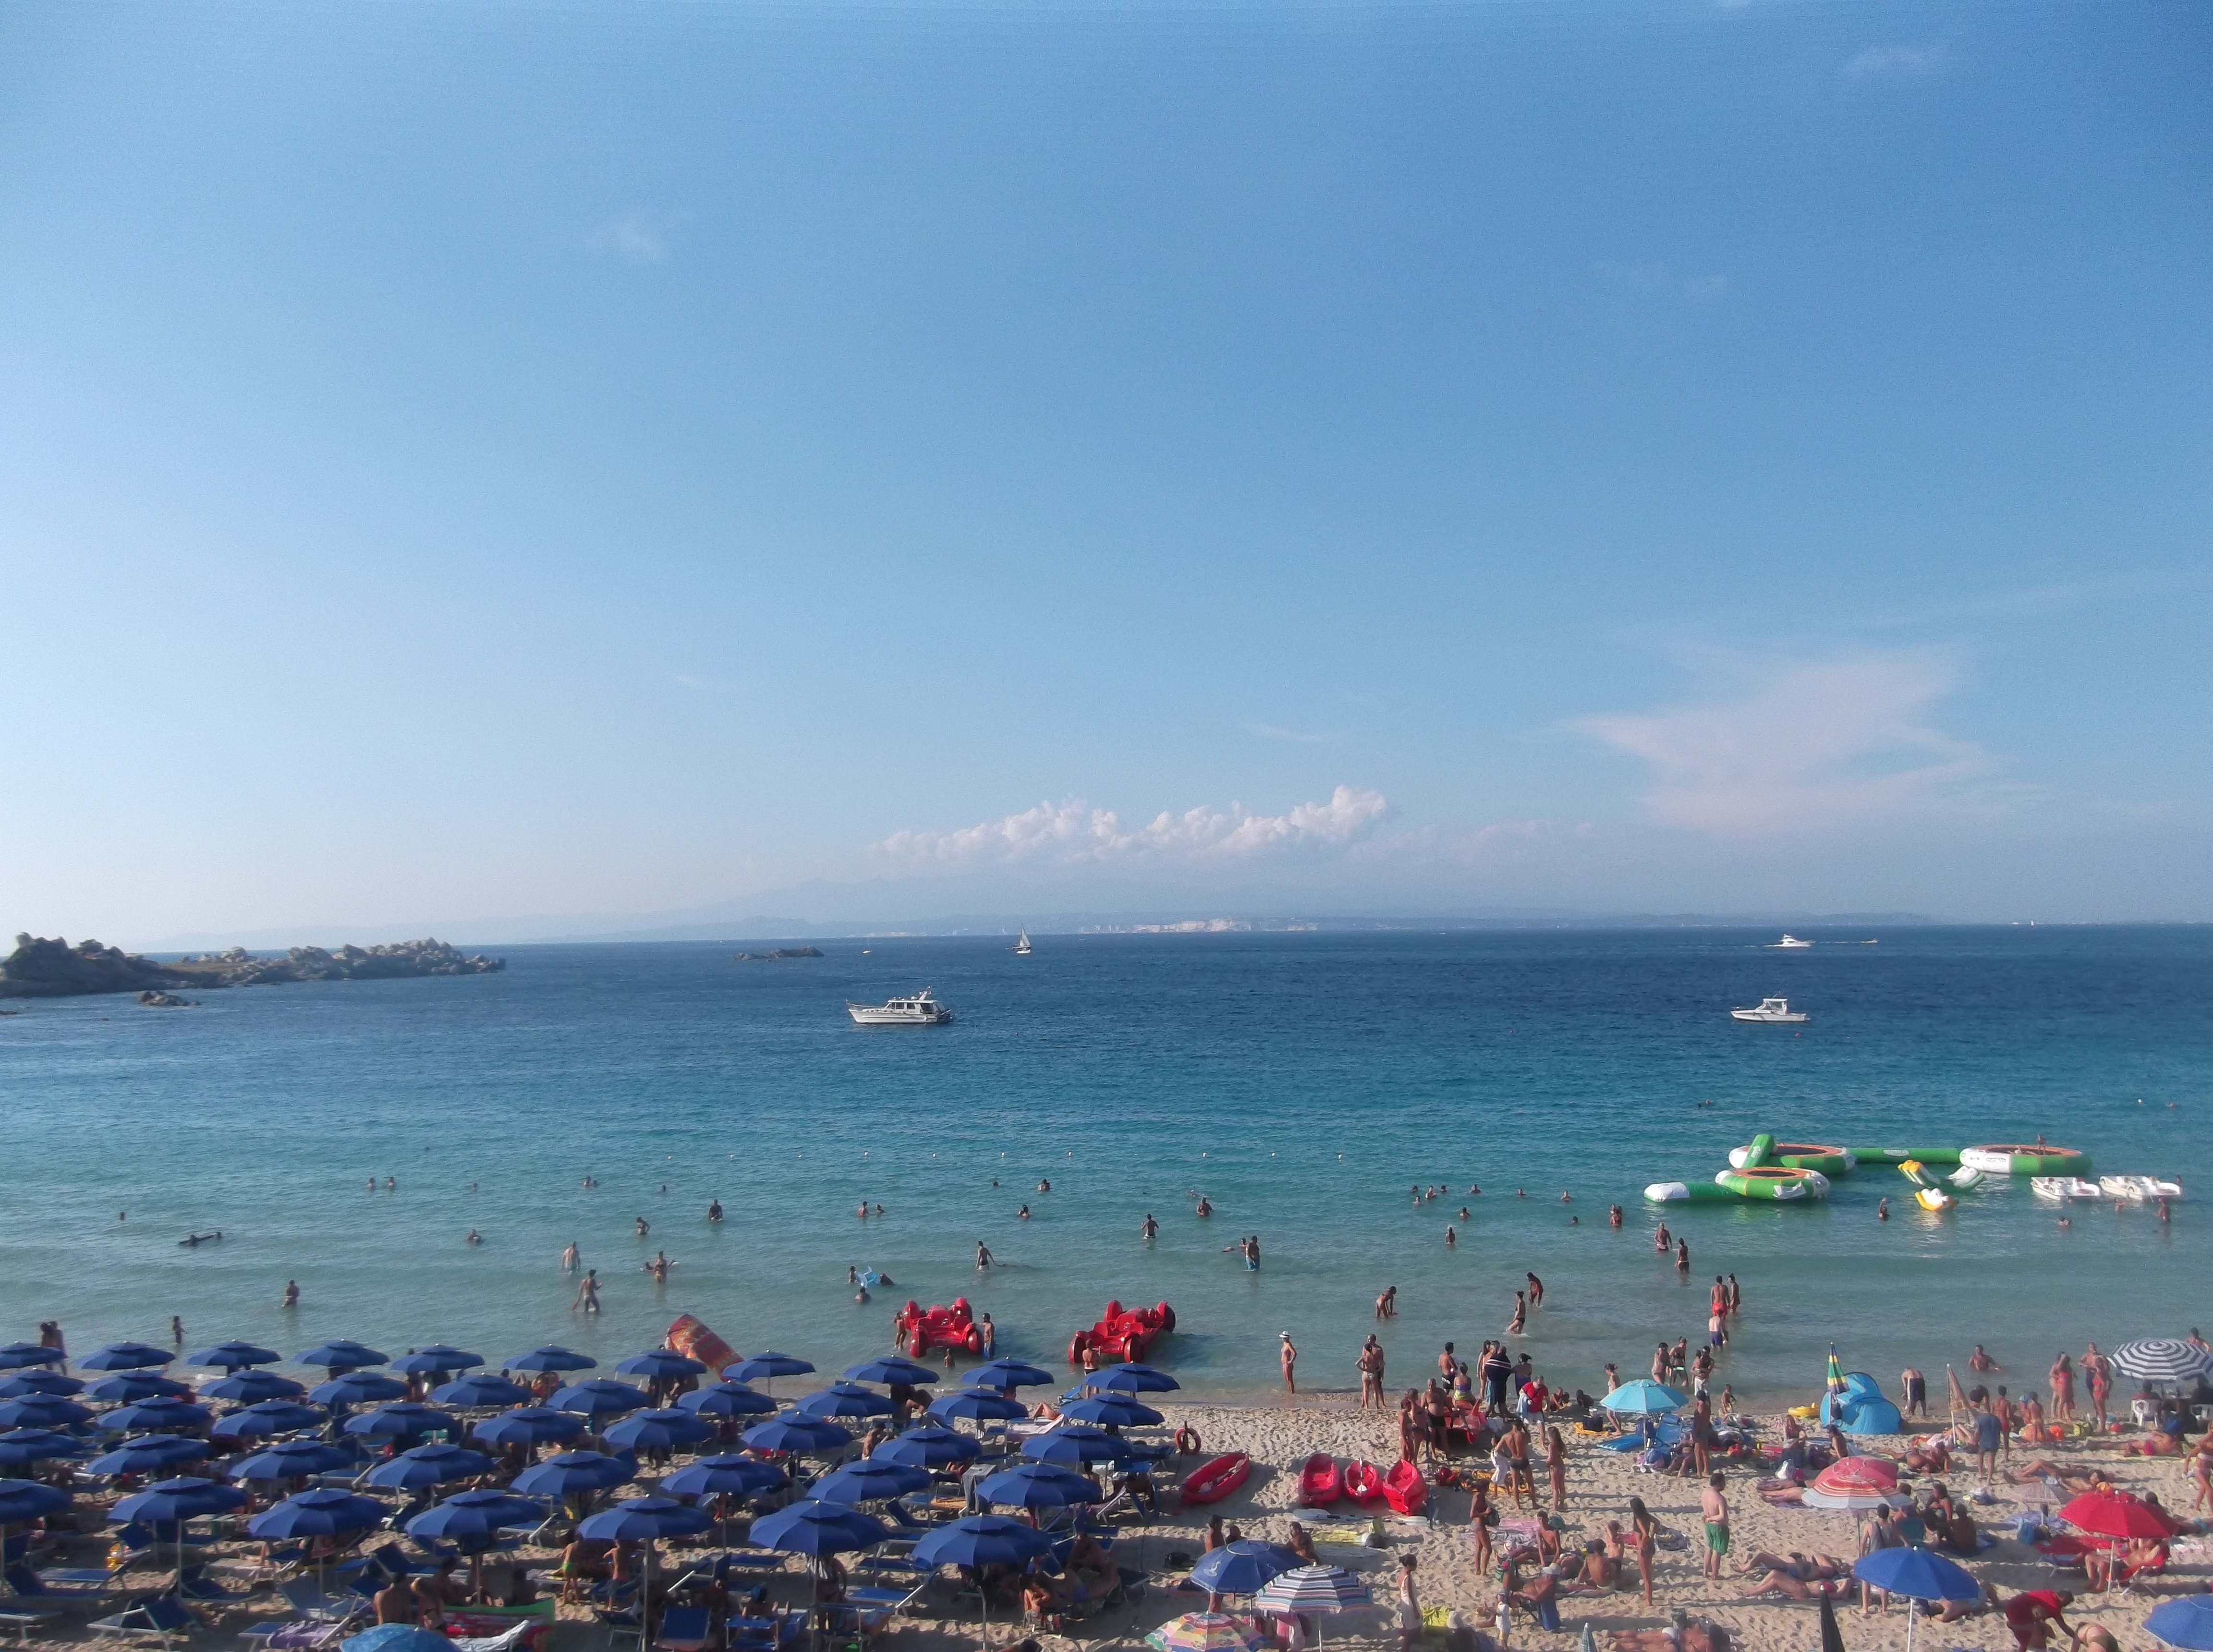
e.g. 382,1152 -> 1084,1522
88,1593 -> 199,1648
651,1604 -> 715,1652
0,1602 -> 68,1646
176,1564 -> 255,1608
238,1617 -> 359,1652
278,1577 -> 365,1622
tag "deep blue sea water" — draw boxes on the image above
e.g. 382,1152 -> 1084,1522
3,927 -> 2207,1406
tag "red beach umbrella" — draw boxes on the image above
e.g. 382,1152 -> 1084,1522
1813,1457 -> 1901,1494
2057,1490 -> 2178,1543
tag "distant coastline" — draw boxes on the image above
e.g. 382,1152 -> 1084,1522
0,933 -> 503,999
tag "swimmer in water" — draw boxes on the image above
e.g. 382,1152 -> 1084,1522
1526,1273 -> 1544,1307
1559,1190 -> 1572,1203
975,1241 -> 996,1270
1877,1198 -> 1890,1221
1676,1238 -> 1690,1272
1037,1179 -> 1050,1193
1609,1204 -> 1623,1228
1195,1196 -> 1212,1217
1142,1214 -> 1158,1241
385,1176 -> 396,1190
1445,1226 -> 1457,1245
465,1229 -> 481,1245
707,1200 -> 723,1221
855,1286 -> 871,1303
1018,1205 -> 1032,1220
573,1268 -> 601,1312
561,1242 -> 580,1271
281,1280 -> 299,1309
636,1216 -> 650,1238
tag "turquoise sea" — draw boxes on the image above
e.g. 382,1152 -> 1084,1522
3,927 -> 2207,1407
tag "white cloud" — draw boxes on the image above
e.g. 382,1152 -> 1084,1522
1843,45 -> 1945,80
875,786 -> 1390,868
1575,651 -> 1996,835
580,214 -> 669,264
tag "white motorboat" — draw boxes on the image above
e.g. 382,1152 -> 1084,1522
846,988 -> 954,1026
1770,934 -> 1813,948
1012,932 -> 1032,955
2031,1177 -> 2103,1201
1730,997 -> 1808,1023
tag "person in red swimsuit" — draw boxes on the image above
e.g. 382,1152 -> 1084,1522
2001,1589 -> 2075,1651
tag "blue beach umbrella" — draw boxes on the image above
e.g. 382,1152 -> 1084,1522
471,1407 -> 586,1449
576,1495 -> 715,1543
231,1440 -> 354,1482
603,1408 -> 714,1454
966,1360 -> 1056,1391
796,1382 -> 893,1421
976,1461 -> 1101,1509
297,1341 -> 388,1373
750,1497 -> 888,1556
615,1350 -> 706,1383
1059,1393 -> 1164,1428
87,1372 -> 194,1404
725,1353 -> 813,1385
0,1479 -> 73,1522
659,1456 -> 788,1500
677,1382 -> 776,1420
202,1370 -> 308,1404
389,1347 -> 484,1376
186,1342 -> 281,1371
1022,1425 -> 1125,1466
0,1373 -> 84,1398
0,1345 -> 66,1371
742,1414 -> 851,1456
1852,1544 -> 1979,1652
87,1437 -> 208,1476
365,1443 -> 497,1492
432,1373 -> 534,1409
1087,1363 -> 1180,1395
549,1380 -> 649,1420
212,1400 -> 326,1439
0,1429 -> 91,1468
505,1347 -> 596,1374
840,1357 -> 940,1387
512,1451 -> 636,1497
311,1372 -> 409,1407
98,1397 -> 211,1433
0,1396 -> 94,1430
111,1476 -> 248,1580
343,1627 -> 459,1652
929,1387 -> 1027,1424
247,1487 -> 389,1540
874,1425 -> 981,1469
815,1460 -> 933,1504
2146,1596 -> 2213,1651
80,1343 -> 176,1373
1599,1380 -> 1690,1416
1192,1541 -> 1302,1597
912,1514 -> 1054,1570
405,1489 -> 547,1541
344,1403 -> 459,1441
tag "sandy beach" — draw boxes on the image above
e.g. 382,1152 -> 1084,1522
12,1385 -> 2206,1652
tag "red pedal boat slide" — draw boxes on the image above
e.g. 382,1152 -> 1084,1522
1296,1453 -> 1342,1506
1180,1452 -> 1251,1506
1382,1458 -> 1428,1515
1341,1460 -> 1385,1506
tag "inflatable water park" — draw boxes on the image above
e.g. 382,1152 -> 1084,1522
1642,1133 -> 2176,1209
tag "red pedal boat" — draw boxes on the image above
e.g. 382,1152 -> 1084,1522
1382,1458 -> 1428,1515
1296,1452 -> 1342,1506
1179,1452 -> 1251,1506
1066,1300 -> 1175,1365
1342,1460 -> 1385,1506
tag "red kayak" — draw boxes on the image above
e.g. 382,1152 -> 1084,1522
1382,1458 -> 1428,1515
1296,1453 -> 1342,1507
1342,1460 -> 1385,1506
1180,1452 -> 1251,1506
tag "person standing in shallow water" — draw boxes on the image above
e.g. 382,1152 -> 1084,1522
1280,1332 -> 1298,1393
573,1268 -> 601,1313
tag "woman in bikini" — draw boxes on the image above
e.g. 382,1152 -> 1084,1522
1628,1496 -> 1659,1608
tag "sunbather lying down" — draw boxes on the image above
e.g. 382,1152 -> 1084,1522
2007,1463 -> 2112,1493
1921,1583 -> 2001,1624
1737,1552 -> 1848,1583
1612,1624 -> 1728,1652
1736,1568 -> 1848,1601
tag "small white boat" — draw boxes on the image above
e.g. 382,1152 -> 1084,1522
1771,934 -> 1813,948
2099,1175 -> 2183,1202
1012,932 -> 1032,956
1730,997 -> 1808,1023
2031,1177 -> 2102,1201
846,988 -> 954,1026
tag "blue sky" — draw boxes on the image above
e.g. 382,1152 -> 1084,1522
3,0 -> 2208,941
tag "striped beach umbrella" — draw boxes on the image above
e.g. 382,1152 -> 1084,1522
2111,1340 -> 2213,1385
1147,1613 -> 1270,1652
1826,1343 -> 1848,1398
1255,1565 -> 1374,1612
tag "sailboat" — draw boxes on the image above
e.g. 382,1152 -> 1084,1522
1012,932 -> 1033,956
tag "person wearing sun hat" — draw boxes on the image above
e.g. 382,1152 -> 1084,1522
1280,1332 -> 1298,1393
